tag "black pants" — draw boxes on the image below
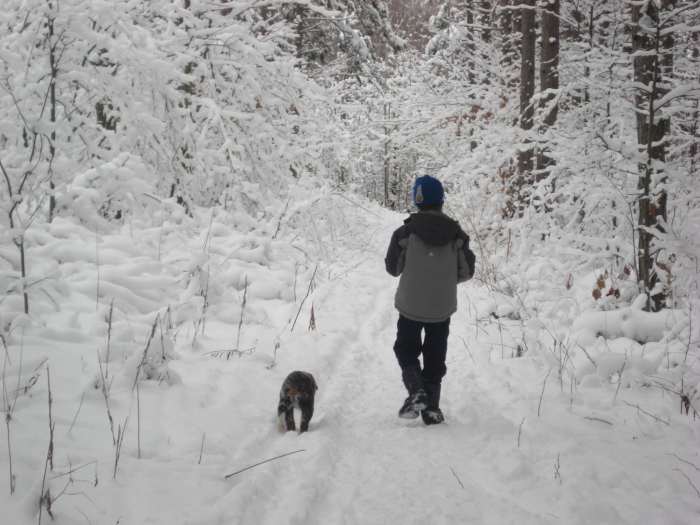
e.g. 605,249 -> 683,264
393,315 -> 450,384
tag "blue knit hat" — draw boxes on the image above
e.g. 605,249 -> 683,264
413,176 -> 444,207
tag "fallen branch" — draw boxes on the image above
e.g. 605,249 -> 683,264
623,401 -> 670,426
667,453 -> 700,472
583,416 -> 613,426
674,468 -> 700,499
449,466 -> 465,489
224,449 -> 306,479
204,346 -> 256,360
49,460 -> 98,481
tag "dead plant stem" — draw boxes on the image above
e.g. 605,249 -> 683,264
47,366 -> 54,471
236,277 -> 248,352
291,265 -> 318,332
224,449 -> 305,479
538,369 -> 552,417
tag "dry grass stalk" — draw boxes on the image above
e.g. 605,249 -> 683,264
236,276 -> 248,353
113,417 -> 129,480
46,366 -> 55,471
613,358 -> 627,404
553,453 -> 562,484
132,314 -> 160,391
105,299 -> 114,379
291,265 -> 318,332
136,380 -> 142,459
2,340 -> 16,494
517,417 -> 526,448
67,391 -> 86,436
198,433 -> 206,465
538,369 -> 552,417
308,304 -> 316,331
96,349 -> 116,446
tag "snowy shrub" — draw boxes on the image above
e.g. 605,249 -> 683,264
58,153 -> 154,227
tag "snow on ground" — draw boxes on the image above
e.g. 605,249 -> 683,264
1,193 -> 699,525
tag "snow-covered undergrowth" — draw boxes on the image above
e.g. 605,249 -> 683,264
0,178 -> 387,523
464,217 -> 699,429
1,185 -> 699,524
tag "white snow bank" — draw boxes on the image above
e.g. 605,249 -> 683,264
572,306 -> 684,345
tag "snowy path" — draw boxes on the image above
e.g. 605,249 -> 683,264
207,254 -> 552,525
2,209 -> 698,525
174,218 -> 696,525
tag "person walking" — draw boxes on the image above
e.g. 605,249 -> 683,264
384,175 -> 475,425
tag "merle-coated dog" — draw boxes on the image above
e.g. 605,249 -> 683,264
277,371 -> 317,433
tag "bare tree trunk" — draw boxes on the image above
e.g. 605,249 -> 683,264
479,1 -> 492,86
466,0 -> 476,85
481,1 -> 491,42
688,29 -> 699,176
498,0 -> 512,66
384,102 -> 391,208
631,1 -> 672,310
539,0 -> 559,127
517,0 -> 536,176
537,0 -> 559,175
47,2 -> 57,222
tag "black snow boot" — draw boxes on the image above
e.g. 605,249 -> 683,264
421,382 -> 444,425
398,366 -> 428,419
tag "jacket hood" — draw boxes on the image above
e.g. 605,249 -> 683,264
404,211 -> 460,246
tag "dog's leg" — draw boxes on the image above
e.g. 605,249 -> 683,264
299,397 -> 314,433
278,399 -> 292,431
284,406 -> 296,431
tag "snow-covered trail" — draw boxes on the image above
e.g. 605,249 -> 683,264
204,248 -> 551,525
174,215 -> 696,525
2,206 -> 698,525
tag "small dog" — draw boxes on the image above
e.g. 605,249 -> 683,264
277,371 -> 317,433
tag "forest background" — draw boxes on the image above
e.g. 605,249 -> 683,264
0,1 -> 699,523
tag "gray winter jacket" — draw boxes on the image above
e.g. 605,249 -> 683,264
385,211 -> 475,323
